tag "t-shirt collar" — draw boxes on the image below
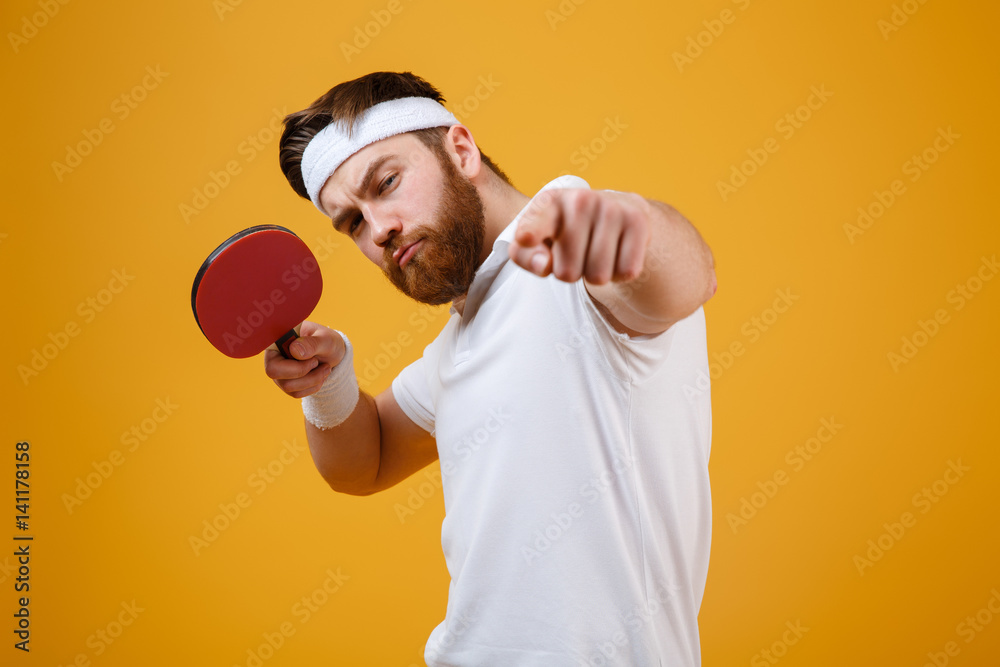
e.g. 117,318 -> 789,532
448,174 -> 591,317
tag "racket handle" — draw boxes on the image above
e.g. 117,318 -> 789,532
275,329 -> 299,360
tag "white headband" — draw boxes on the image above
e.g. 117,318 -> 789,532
301,96 -> 459,214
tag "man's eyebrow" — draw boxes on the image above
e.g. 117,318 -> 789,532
355,153 -> 395,199
329,153 -> 396,232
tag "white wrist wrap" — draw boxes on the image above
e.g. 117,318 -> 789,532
302,330 -> 360,430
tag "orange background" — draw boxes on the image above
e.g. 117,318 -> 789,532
1,0 -> 998,665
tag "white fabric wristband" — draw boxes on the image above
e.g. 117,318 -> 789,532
302,330 -> 360,430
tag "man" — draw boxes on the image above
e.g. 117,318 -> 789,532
266,71 -> 717,666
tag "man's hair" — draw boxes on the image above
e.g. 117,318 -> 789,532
279,71 -> 512,201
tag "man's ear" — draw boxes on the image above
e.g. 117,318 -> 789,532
445,125 -> 482,180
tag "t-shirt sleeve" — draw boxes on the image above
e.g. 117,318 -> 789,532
391,352 -> 437,437
575,280 -> 706,382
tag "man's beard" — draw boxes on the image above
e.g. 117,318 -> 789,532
381,153 -> 487,305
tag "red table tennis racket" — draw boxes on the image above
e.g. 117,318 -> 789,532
191,225 -> 322,359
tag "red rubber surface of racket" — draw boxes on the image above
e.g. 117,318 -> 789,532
191,225 -> 322,359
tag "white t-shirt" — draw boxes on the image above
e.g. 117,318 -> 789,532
392,175 -> 713,667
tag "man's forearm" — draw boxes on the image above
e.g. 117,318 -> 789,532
588,199 -> 716,334
305,391 -> 382,496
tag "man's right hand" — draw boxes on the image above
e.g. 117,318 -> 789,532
264,320 -> 347,398
263,320 -> 439,496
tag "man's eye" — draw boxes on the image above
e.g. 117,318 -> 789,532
379,174 -> 397,193
349,214 -> 363,234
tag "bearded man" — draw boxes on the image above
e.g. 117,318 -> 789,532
265,71 -> 717,667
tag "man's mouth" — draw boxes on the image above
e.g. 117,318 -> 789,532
393,239 -> 424,269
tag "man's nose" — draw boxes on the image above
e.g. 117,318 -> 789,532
364,204 -> 402,247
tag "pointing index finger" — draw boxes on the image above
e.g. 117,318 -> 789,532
514,190 -> 562,249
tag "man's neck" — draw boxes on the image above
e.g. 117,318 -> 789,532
480,180 -> 531,263
452,178 -> 531,316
